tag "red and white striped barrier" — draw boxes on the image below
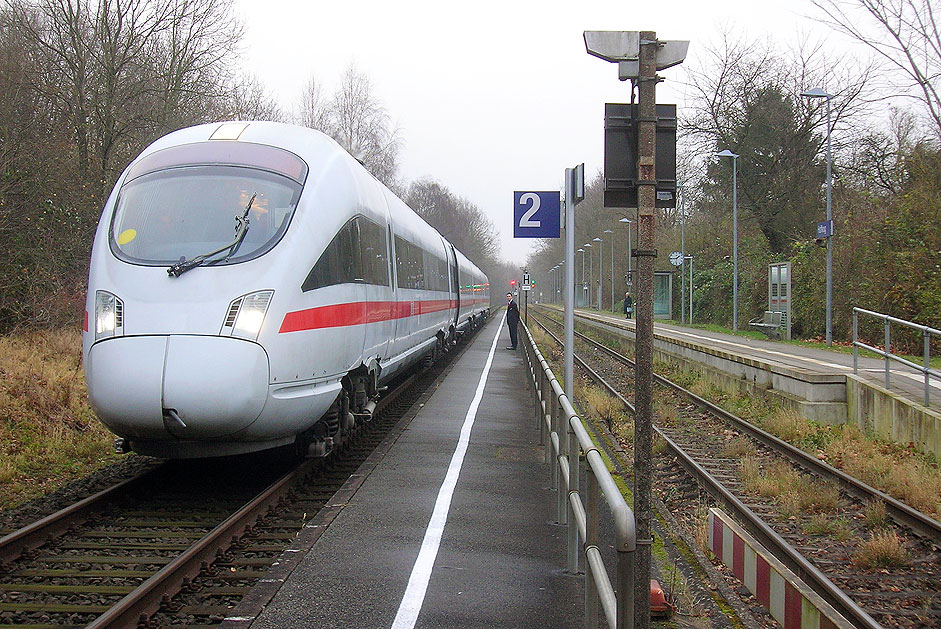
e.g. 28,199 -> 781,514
708,508 -> 853,629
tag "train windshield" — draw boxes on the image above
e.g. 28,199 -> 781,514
110,165 -> 302,267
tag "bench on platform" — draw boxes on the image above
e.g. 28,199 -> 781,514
749,310 -> 784,338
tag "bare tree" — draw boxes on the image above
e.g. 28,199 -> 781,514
298,75 -> 330,131
153,0 -> 243,130
407,178 -> 499,267
8,0 -> 244,188
681,30 -> 873,251
813,0 -> 941,137
220,73 -> 285,121
298,65 -> 401,187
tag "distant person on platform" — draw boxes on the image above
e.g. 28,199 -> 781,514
505,292 -> 520,350
623,291 -> 633,319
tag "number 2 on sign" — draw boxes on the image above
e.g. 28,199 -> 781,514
518,193 -> 541,228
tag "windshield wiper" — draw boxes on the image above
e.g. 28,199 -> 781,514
168,194 -> 257,278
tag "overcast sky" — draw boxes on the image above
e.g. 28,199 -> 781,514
234,0 -> 837,265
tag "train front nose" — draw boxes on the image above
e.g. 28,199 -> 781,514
86,335 -> 269,440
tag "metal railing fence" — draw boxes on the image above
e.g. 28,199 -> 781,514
521,322 -> 637,629
853,307 -> 941,407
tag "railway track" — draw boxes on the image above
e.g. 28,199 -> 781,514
0,325 -> 479,628
530,307 -> 940,629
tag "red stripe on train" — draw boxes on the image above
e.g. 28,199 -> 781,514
279,299 -> 479,333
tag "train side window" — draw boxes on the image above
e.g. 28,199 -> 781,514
395,235 -> 409,289
302,218 -> 360,291
410,242 -> 424,289
360,217 -> 388,286
423,250 -> 446,292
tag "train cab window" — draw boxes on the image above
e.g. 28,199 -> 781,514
302,218 -> 362,291
111,165 -> 301,267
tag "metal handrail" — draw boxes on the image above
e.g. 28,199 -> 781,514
852,307 -> 941,406
521,321 -> 636,629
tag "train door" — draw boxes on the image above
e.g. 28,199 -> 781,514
448,245 -> 460,327
388,223 -> 403,359
360,216 -> 393,363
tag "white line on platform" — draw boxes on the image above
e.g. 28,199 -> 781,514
390,315 -> 505,629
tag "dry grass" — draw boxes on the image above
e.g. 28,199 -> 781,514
693,507 -> 711,557
654,399 -> 679,424
802,513 -> 852,540
664,362 -> 940,520
740,457 -> 840,516
583,385 -> 624,431
824,425 -> 941,518
0,328 -> 118,508
863,498 -> 889,529
758,408 -> 813,444
852,530 -> 910,568
721,436 -> 754,459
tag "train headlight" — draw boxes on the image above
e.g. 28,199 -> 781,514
222,290 -> 274,341
95,291 -> 124,341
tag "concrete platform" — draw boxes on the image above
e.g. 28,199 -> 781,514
558,307 -> 939,457
245,315 -> 582,628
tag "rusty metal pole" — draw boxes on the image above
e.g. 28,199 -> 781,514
632,31 -> 658,629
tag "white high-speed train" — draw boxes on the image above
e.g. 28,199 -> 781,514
83,121 -> 490,458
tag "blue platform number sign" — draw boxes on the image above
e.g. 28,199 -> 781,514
816,220 -> 833,239
514,191 -> 561,239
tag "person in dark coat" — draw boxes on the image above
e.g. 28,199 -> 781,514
623,291 -> 633,319
505,292 -> 520,349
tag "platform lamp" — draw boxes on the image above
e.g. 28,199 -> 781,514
583,242 -> 593,308
603,229 -> 614,311
577,248 -> 585,307
618,217 -> 633,287
717,149 -> 739,332
592,237 -> 603,310
801,87 -> 833,346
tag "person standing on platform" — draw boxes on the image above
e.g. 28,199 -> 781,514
505,292 -> 520,350
623,291 -> 633,319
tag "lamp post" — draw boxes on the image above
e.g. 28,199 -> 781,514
802,87 -> 833,346
678,182 -> 686,324
577,248 -> 585,307
593,237 -> 603,309
604,229 -> 614,311
717,149 -> 739,332
584,242 -> 593,308
619,217 -> 633,286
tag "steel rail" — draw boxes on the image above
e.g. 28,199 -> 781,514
87,368 -> 420,628
86,462 -> 303,628
529,310 -> 889,629
0,469 -> 162,566
536,306 -> 941,541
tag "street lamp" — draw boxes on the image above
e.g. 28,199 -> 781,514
583,242 -> 593,308
619,217 -> 633,287
677,182 -> 686,324
802,87 -> 834,346
593,237 -> 603,309
604,229 -> 614,311
577,248 -> 585,307
717,149 -> 739,332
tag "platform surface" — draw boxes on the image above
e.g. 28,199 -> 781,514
573,307 -> 939,409
249,315 -> 582,628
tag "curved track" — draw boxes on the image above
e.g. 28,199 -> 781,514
531,307 -> 940,629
